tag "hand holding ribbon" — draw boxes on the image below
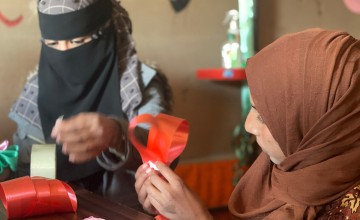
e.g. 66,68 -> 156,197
0,176 -> 77,219
0,140 -> 18,174
129,113 -> 189,220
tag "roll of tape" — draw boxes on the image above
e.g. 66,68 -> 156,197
30,144 -> 56,179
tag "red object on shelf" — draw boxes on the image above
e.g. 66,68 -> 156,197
196,68 -> 246,81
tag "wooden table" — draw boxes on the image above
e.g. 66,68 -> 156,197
3,187 -> 154,220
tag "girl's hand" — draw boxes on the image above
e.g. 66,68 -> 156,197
135,161 -> 213,220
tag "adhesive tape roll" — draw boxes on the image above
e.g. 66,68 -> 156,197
30,144 -> 56,179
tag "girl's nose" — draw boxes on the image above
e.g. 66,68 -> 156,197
244,110 -> 259,136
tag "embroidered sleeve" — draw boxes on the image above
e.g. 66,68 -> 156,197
317,184 -> 360,220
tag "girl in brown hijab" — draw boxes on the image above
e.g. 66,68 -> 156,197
134,28 -> 360,220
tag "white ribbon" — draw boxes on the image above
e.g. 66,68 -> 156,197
30,144 -> 56,179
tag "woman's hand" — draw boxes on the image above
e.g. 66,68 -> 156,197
135,161 -> 213,220
51,113 -> 121,163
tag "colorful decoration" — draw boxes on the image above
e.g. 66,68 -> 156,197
0,176 -> 77,219
0,140 -> 9,151
0,140 -> 18,174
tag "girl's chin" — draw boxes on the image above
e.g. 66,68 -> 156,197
270,157 -> 281,165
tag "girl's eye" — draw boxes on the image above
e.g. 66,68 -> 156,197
45,41 -> 58,46
70,36 -> 92,45
70,38 -> 86,44
257,114 -> 265,124
251,106 -> 265,124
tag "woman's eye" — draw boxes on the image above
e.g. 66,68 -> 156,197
70,36 -> 91,45
251,105 -> 265,124
70,38 -> 86,44
45,41 -> 58,46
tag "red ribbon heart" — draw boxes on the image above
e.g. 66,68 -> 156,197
128,113 -> 189,165
0,176 -> 77,219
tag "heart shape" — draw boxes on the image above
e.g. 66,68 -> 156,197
128,113 -> 189,164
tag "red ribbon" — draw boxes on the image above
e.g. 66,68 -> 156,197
0,176 -> 77,219
0,12 -> 23,27
128,113 -> 189,165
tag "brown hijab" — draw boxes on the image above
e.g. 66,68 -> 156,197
228,28 -> 360,219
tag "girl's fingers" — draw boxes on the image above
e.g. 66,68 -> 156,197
154,162 -> 182,186
143,197 -> 158,215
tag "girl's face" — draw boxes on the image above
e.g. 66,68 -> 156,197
245,94 -> 286,165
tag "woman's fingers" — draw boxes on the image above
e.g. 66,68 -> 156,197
52,113 -> 96,144
135,165 -> 150,204
51,113 -> 120,163
142,196 -> 158,215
